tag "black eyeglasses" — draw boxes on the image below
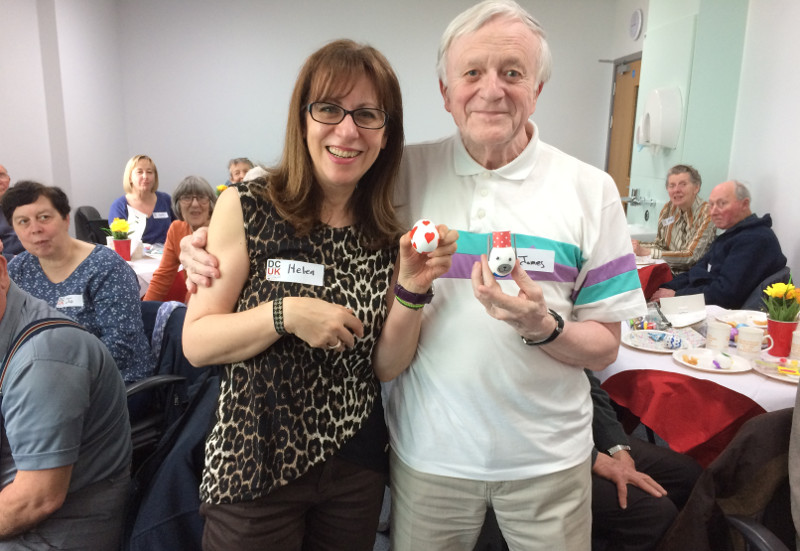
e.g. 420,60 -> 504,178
178,195 -> 210,206
306,102 -> 388,130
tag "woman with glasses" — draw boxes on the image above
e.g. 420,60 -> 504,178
108,154 -> 175,245
2,181 -> 154,384
183,40 -> 457,551
143,175 -> 216,302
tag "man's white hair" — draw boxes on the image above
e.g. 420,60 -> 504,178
436,0 -> 552,87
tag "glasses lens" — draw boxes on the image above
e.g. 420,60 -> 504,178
180,195 -> 209,205
352,108 -> 387,129
310,102 -> 345,124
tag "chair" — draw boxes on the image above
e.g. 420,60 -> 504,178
725,514 -> 791,551
74,205 -> 108,244
127,374 -> 186,466
741,266 -> 792,311
657,409 -> 795,551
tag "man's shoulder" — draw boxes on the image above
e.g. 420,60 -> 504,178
404,135 -> 456,159
535,139 -> 612,183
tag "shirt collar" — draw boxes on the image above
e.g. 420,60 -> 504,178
453,121 -> 540,181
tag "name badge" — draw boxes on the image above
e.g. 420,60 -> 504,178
517,248 -> 555,273
662,216 -> 675,226
265,259 -> 325,286
153,211 -> 170,219
57,295 -> 84,309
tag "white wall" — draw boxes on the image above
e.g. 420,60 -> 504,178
1,0 -> 630,220
0,0 -> 54,185
729,0 -> 800,274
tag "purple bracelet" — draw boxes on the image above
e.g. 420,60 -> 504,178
394,282 -> 434,307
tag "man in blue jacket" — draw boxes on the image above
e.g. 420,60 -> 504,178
652,180 -> 786,309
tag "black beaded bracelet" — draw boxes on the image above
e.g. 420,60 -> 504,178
273,296 -> 286,335
394,282 -> 434,309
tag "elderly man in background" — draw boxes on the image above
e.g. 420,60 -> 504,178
180,1 -> 645,548
632,164 -> 716,274
0,165 -> 23,260
0,254 -> 131,549
652,180 -> 786,308
225,157 -> 253,186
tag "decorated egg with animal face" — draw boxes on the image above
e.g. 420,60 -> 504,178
488,231 -> 515,277
410,219 -> 439,253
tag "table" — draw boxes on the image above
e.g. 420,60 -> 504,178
637,260 -> 672,300
128,255 -> 161,298
597,305 -> 797,466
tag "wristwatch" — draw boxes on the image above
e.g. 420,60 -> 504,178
607,444 -> 632,456
520,309 -> 564,346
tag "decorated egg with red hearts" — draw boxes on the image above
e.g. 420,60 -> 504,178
410,219 -> 439,253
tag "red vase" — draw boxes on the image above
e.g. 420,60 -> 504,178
765,318 -> 799,358
113,239 -> 132,261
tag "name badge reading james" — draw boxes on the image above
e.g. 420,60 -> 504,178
57,295 -> 84,309
265,259 -> 325,286
517,248 -> 555,273
153,211 -> 170,219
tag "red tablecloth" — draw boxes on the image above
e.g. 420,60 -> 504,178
601,370 -> 767,467
637,262 -> 673,300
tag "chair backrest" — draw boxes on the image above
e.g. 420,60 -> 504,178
741,266 -> 792,311
74,206 -> 108,244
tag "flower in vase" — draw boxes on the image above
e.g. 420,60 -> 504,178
762,280 -> 800,322
104,218 -> 133,240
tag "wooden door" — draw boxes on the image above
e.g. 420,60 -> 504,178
607,58 -> 641,206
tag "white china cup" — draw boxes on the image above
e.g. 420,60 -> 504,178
791,330 -> 800,360
737,326 -> 768,359
705,321 -> 731,351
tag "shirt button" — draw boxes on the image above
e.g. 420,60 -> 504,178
477,209 -> 486,219
480,188 -> 489,197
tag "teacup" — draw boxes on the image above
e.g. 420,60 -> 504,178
705,321 -> 731,351
791,330 -> 800,360
737,326 -> 766,359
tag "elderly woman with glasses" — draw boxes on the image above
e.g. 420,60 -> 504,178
182,40 -> 457,550
143,175 -> 216,303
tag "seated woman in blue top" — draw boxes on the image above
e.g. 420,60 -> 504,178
2,181 -> 155,383
109,154 -> 174,244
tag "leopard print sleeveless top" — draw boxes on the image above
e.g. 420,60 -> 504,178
200,180 -> 396,504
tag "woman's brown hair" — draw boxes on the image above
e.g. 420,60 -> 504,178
266,39 -> 404,249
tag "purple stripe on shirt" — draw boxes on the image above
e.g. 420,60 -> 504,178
581,254 -> 637,288
440,253 -> 579,283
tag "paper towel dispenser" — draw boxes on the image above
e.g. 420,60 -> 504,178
636,87 -> 682,149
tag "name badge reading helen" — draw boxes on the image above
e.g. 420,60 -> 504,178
517,248 -> 555,273
266,259 -> 325,286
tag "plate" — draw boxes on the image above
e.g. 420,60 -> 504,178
664,310 -> 707,328
672,348 -> 752,373
716,310 -> 768,329
636,256 -> 654,266
622,330 -> 691,353
753,359 -> 800,384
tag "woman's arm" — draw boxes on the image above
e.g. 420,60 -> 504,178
182,188 -> 268,365
183,188 -> 367,366
372,225 -> 458,381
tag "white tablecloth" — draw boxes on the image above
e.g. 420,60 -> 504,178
597,305 -> 797,413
